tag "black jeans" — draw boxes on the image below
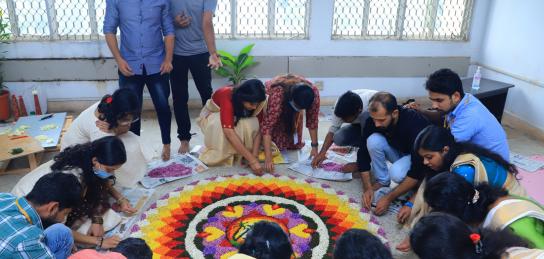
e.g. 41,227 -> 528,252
118,69 -> 172,144
170,52 -> 213,141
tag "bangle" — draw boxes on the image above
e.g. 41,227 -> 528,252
96,236 -> 104,250
117,197 -> 129,205
311,142 -> 318,148
404,201 -> 414,208
91,216 -> 104,225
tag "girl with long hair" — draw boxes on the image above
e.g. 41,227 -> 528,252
396,125 -> 526,252
424,172 -> 544,249
12,136 -> 136,249
414,125 -> 524,195
260,74 -> 320,172
197,79 -> 267,175
61,88 -> 149,187
234,221 -> 293,259
411,212 -> 539,259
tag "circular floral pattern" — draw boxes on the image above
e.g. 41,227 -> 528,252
130,174 -> 387,259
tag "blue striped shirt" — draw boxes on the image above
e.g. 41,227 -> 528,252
0,193 -> 53,259
103,0 -> 175,75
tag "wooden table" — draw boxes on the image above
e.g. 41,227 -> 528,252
0,135 -> 44,175
462,78 -> 514,123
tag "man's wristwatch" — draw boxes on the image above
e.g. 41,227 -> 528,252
311,142 -> 319,148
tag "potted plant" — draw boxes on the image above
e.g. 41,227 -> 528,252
0,8 -> 10,121
215,44 -> 258,86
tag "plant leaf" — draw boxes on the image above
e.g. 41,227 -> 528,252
215,67 -> 232,77
239,44 -> 255,56
217,50 -> 236,63
220,56 -> 236,69
240,56 -> 257,71
235,54 -> 248,74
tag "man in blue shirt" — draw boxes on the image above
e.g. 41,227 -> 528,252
169,0 -> 222,154
0,173 -> 81,258
104,0 -> 175,161
425,68 -> 510,161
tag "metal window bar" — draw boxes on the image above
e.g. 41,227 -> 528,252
5,0 -> 19,38
2,0 -> 309,41
87,0 -> 98,38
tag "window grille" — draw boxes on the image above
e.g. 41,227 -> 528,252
332,0 -> 473,41
1,0 -> 310,41
214,0 -> 310,39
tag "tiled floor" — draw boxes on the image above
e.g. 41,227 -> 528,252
1,107 -> 543,259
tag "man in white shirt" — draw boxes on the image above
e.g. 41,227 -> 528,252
311,89 -> 377,169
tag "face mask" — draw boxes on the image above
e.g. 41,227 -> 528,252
289,100 -> 300,112
94,168 -> 114,180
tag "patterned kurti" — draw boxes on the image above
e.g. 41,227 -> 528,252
260,75 -> 320,150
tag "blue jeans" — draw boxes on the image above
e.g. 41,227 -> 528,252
119,69 -> 172,144
367,133 -> 411,186
43,223 -> 73,259
170,53 -> 213,141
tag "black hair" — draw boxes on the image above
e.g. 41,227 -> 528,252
238,221 -> 293,259
333,229 -> 392,259
281,83 -> 315,135
424,172 -> 509,225
52,136 -> 126,219
425,68 -> 465,98
26,172 -> 82,210
97,88 -> 139,129
411,212 -> 527,259
334,91 -> 364,119
414,125 -> 518,176
368,92 -> 398,114
232,79 -> 267,126
112,238 -> 152,259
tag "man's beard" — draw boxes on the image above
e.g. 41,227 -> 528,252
41,217 -> 58,229
376,123 -> 395,133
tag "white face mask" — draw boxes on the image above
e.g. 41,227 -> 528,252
289,100 -> 300,112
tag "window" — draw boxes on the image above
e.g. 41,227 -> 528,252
332,0 -> 474,41
213,0 -> 310,39
2,0 -> 310,41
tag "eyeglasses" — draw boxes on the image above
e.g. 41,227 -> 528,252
118,117 -> 140,126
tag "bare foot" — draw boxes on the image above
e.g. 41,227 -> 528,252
396,236 -> 411,252
162,144 -> 171,161
178,140 -> 189,154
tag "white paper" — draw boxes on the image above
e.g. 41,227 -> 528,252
140,153 -> 208,189
105,187 -> 155,238
288,158 -> 352,182
511,153 -> 544,173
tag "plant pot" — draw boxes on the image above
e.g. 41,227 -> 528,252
0,90 -> 9,121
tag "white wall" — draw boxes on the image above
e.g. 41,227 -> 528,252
476,0 -> 544,131
4,0 -> 491,102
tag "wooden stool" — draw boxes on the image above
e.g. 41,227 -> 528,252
0,135 -> 44,175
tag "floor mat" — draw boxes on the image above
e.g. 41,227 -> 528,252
518,155 -> 544,204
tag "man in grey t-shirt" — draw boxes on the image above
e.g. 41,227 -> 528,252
169,0 -> 222,154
